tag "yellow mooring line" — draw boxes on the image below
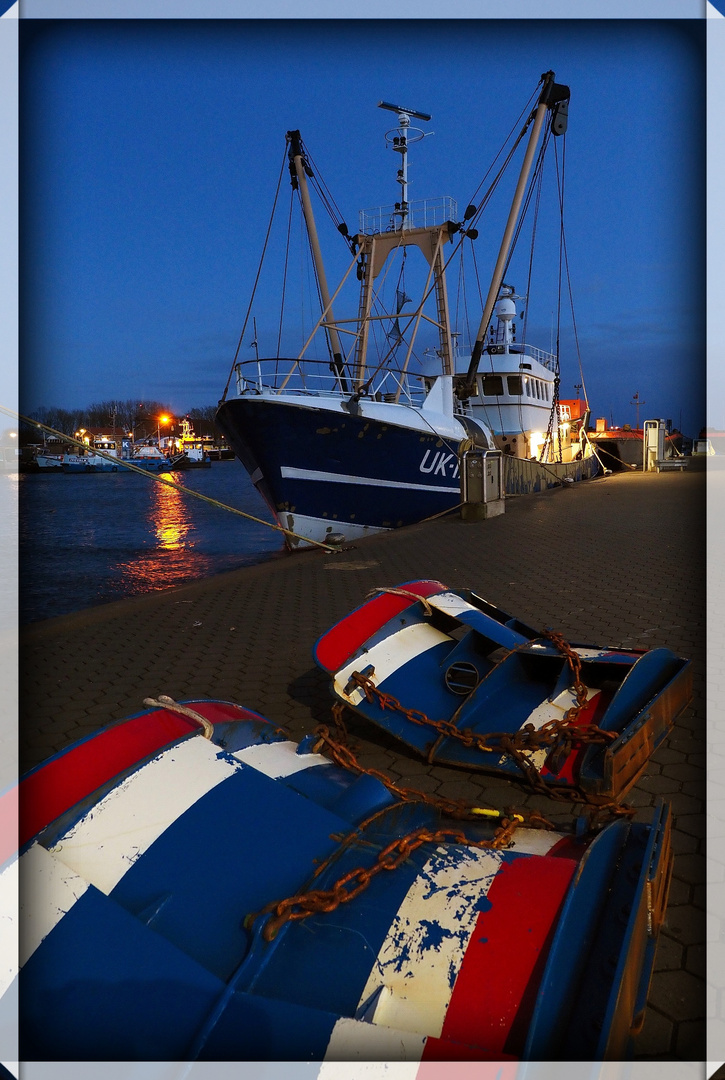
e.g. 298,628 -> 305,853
8,409 -> 337,553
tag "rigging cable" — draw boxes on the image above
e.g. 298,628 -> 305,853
462,84 -> 540,231
513,137 -> 547,445
299,184 -> 335,369
275,187 -> 296,369
302,141 -> 358,254
469,241 -> 507,438
545,125 -> 566,465
220,145 -> 289,404
554,133 -> 588,405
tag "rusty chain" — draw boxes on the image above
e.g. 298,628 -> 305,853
344,628 -> 634,818
247,819 -> 526,942
314,705 -> 555,826
244,628 -> 633,940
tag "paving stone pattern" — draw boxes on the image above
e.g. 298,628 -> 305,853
21,469 -> 706,1061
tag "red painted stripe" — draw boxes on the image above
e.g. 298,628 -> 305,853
540,689 -> 611,785
547,833 -> 591,861
425,853 -> 576,1059
419,1038 -> 520,1062
314,580 -> 448,672
11,702 -> 266,862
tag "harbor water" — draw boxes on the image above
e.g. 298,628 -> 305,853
19,459 -> 284,624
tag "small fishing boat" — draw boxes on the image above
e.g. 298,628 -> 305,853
126,444 -> 174,472
59,436 -> 126,473
171,417 -> 212,470
314,580 -> 692,802
28,451 -> 63,471
216,71 -> 599,550
5,694 -> 672,1061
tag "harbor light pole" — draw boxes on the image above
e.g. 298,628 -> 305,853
157,414 -> 171,450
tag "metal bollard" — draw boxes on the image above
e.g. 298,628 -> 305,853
460,449 -> 505,521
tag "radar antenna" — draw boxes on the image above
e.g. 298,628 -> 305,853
377,101 -> 433,230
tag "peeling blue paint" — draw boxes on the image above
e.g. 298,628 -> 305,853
448,957 -> 458,990
418,918 -> 456,952
473,893 -> 494,914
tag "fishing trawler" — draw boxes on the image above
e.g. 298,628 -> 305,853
216,72 -> 598,549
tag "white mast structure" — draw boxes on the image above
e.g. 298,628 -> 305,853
378,100 -> 432,231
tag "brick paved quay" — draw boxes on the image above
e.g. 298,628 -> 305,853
21,468 -> 705,1061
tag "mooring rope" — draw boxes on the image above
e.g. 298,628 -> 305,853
142,695 -> 215,739
6,407 -> 337,552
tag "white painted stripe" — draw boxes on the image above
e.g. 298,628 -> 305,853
523,686 -> 599,732
0,855 -> 18,998
281,465 -> 456,495
424,590 -> 485,618
18,844 -> 89,972
505,825 -> 569,856
333,622 -> 453,706
322,1015 -> 426,1063
48,736 -> 243,895
355,845 -> 505,1038
279,512 -> 388,549
232,740 -> 331,777
501,686 -> 600,771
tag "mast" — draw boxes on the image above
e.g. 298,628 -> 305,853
378,101 -> 432,231
460,71 -> 570,397
287,130 -> 348,391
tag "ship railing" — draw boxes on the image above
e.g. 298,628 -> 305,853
485,342 -> 558,371
233,358 -> 427,406
358,196 -> 458,236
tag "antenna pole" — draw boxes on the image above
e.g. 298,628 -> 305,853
395,111 -> 411,230
378,101 -> 432,232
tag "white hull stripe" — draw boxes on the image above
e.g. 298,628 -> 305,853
503,686 -> 601,771
47,737 -> 244,895
424,591 -> 488,619
232,740 -> 331,777
354,845 -> 505,1038
280,465 -> 456,495
0,844 -> 90,997
322,1016 -> 426,1063
334,622 -> 452,706
278,512 -> 387,548
503,826 -> 567,857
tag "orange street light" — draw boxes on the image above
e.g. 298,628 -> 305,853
157,414 -> 172,449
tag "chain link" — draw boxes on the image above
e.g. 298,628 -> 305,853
345,628 -> 634,818
244,629 -> 634,939
249,820 -> 525,941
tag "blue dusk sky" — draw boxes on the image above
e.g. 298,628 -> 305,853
19,18 -> 705,436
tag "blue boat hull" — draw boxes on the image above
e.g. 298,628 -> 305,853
315,580 -> 692,800
6,696 -> 673,1062
216,396 -> 465,529
216,394 -> 599,546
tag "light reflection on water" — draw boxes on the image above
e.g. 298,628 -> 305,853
20,461 -> 284,623
152,473 -> 192,550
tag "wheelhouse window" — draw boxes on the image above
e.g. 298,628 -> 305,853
482,375 -> 504,396
507,375 -> 523,396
